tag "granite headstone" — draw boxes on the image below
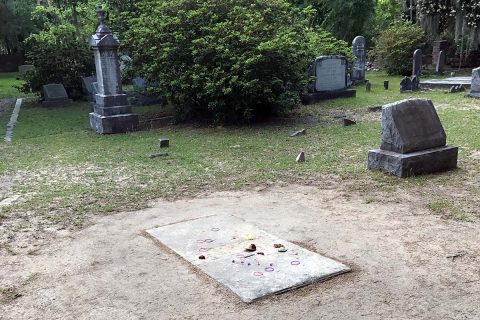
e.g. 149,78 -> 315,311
413,49 -> 422,77
352,36 -> 366,83
466,67 -> 480,98
81,76 -> 96,101
302,56 -> 356,104
435,50 -> 446,74
42,84 -> 72,107
368,99 -> 458,177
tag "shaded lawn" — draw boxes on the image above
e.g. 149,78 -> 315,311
0,71 -> 479,234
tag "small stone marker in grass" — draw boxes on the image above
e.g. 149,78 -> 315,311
146,215 -> 350,303
41,84 -> 72,107
365,80 -> 371,92
296,152 -> 306,162
466,67 -> 480,98
159,138 -> 169,148
290,129 -> 306,137
368,99 -> 458,178
343,118 -> 356,126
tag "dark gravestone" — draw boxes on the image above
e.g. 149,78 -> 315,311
81,76 -> 96,101
368,99 -> 458,177
400,76 -> 412,92
365,80 -> 371,92
42,84 -> 72,107
435,50 -> 446,74
413,49 -> 422,77
466,67 -> 480,98
18,65 -> 35,79
302,56 -> 356,104
352,36 -> 366,83
89,5 -> 139,134
384,81 -> 389,90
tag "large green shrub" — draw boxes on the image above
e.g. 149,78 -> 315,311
20,23 -> 94,99
125,0 -> 352,123
374,21 -> 429,75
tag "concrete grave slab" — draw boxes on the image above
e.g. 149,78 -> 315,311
146,215 -> 350,303
420,76 -> 472,89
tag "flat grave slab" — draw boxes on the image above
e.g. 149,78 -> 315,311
146,215 -> 350,303
420,76 -> 472,89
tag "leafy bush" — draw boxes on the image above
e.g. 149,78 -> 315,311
374,21 -> 429,75
125,0 -> 352,124
20,23 -> 94,99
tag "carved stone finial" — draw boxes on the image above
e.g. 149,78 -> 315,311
95,3 -> 112,37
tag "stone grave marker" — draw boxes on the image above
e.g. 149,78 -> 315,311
41,84 -> 72,107
18,65 -> 35,79
466,67 -> 480,98
302,56 -> 356,104
352,36 -> 366,83
133,77 -> 147,90
89,5 -> 138,134
400,76 -> 412,92
146,215 -> 350,303
81,76 -> 96,102
368,99 -> 458,177
413,49 -> 422,77
435,50 -> 446,74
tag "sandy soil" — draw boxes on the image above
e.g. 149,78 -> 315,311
1,185 -> 479,319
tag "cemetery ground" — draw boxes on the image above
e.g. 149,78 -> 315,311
0,71 -> 479,319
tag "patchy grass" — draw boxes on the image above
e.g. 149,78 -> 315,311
0,73 -> 35,99
0,286 -> 22,303
0,71 -> 479,250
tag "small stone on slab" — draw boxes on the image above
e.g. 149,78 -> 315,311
146,215 -> 350,303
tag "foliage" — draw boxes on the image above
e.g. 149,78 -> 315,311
364,0 -> 403,43
290,0 -> 375,41
125,0 -> 352,124
373,21 -> 429,75
20,23 -> 94,98
0,0 -> 37,54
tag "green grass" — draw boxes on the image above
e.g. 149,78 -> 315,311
0,73 -> 33,99
0,71 -> 479,244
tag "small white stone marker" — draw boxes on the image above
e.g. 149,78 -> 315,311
296,152 -> 305,162
146,215 -> 350,303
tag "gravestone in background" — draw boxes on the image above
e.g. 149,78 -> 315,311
368,99 -> 458,177
89,5 -> 138,134
132,77 -> 147,90
352,36 -> 366,83
435,50 -> 446,74
18,65 -> 35,79
302,56 -> 356,105
413,49 -> 422,77
81,76 -> 96,102
466,67 -> 480,98
42,84 -> 72,107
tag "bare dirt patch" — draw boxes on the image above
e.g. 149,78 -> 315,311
1,185 -> 479,319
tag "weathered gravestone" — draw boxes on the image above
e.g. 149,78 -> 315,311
466,67 -> 480,98
41,84 -> 72,107
18,65 -> 35,79
89,5 -> 138,134
435,50 -> 446,74
368,99 -> 458,177
302,56 -> 356,105
400,76 -> 412,92
352,36 -> 366,83
81,76 -> 96,102
413,49 -> 422,77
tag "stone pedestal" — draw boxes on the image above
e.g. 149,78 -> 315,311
89,5 -> 138,134
368,146 -> 458,178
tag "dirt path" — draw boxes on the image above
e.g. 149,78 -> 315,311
1,185 -> 479,319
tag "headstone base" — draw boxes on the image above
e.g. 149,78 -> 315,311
466,92 -> 480,98
368,145 -> 458,178
89,112 -> 139,134
42,99 -> 72,108
301,89 -> 356,105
